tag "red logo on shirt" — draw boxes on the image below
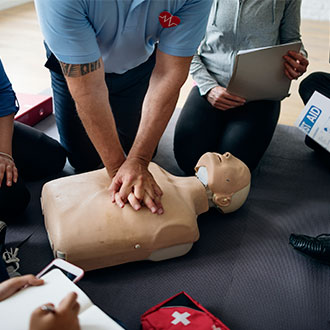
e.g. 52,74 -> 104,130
159,11 -> 180,28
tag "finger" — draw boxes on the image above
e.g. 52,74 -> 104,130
152,195 -> 164,215
284,69 -> 293,80
108,180 -> 122,202
143,193 -> 158,214
143,189 -> 164,215
284,62 -> 300,80
0,164 -> 5,188
118,181 -> 133,204
216,97 -> 245,108
0,275 -> 44,301
114,192 -> 125,208
11,275 -> 44,288
6,165 -> 13,186
26,275 -> 45,287
213,102 -> 236,111
58,292 -> 79,313
223,91 -> 246,103
13,166 -> 18,183
152,182 -> 163,197
287,51 -> 309,65
214,104 -> 233,111
72,300 -> 80,314
284,58 -> 305,76
133,181 -> 144,201
283,54 -> 303,72
284,68 -> 296,81
127,192 -> 142,211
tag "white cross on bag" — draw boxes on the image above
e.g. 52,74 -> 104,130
171,311 -> 191,326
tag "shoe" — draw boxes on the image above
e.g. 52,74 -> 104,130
289,233 -> 330,264
2,232 -> 33,278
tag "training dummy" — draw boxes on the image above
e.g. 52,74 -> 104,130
41,152 -> 251,271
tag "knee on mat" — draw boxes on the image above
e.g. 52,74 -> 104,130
67,153 -> 102,173
0,177 -> 31,221
18,139 -> 67,180
298,72 -> 322,104
43,140 -> 67,174
173,146 -> 197,176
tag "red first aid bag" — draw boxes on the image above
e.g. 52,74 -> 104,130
141,291 -> 230,330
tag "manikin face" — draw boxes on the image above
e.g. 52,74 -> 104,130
195,152 -> 251,210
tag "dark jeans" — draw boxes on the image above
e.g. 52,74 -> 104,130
0,122 -> 66,220
0,257 -> 9,282
174,86 -> 280,174
299,72 -> 330,163
45,44 -> 156,172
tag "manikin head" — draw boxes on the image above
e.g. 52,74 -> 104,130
195,152 -> 251,213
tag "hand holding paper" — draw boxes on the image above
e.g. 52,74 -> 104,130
206,86 -> 246,110
0,274 -> 43,302
283,51 -> 309,80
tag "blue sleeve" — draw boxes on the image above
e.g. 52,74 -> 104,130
158,0 -> 213,57
34,0 -> 100,64
0,59 -> 19,117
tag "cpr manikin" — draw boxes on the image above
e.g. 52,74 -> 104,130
41,152 -> 251,271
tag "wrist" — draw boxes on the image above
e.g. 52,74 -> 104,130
0,151 -> 14,162
126,154 -> 150,168
104,154 -> 126,178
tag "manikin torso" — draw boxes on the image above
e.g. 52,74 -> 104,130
41,153 -> 250,271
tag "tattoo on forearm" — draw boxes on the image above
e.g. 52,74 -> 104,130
60,59 -> 101,77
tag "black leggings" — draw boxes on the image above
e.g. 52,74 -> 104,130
0,121 -> 66,220
174,86 -> 280,175
299,72 -> 330,163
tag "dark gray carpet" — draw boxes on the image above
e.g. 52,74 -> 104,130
5,110 -> 330,330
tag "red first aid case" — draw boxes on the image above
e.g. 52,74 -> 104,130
141,291 -> 230,330
15,93 -> 53,126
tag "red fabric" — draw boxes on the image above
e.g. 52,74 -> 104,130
141,292 -> 230,330
15,94 -> 52,126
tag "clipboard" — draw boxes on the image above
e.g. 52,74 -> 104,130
227,41 -> 302,102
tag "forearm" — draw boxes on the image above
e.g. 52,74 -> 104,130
128,51 -> 192,164
280,0 -> 307,57
190,54 -> 219,96
62,59 -> 125,176
74,85 -> 125,175
0,114 -> 14,155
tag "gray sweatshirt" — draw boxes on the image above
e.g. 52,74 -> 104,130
191,0 -> 306,95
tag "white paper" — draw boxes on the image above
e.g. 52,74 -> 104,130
0,269 -> 124,330
295,91 -> 330,152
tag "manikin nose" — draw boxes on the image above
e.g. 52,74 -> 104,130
224,152 -> 231,158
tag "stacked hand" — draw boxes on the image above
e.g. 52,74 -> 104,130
0,153 -> 17,187
108,157 -> 164,215
283,50 -> 309,80
0,275 -> 80,330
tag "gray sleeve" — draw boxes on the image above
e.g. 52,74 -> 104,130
280,0 -> 308,57
190,53 -> 219,96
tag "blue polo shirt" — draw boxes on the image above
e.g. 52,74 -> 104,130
0,59 -> 18,117
35,0 -> 212,74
